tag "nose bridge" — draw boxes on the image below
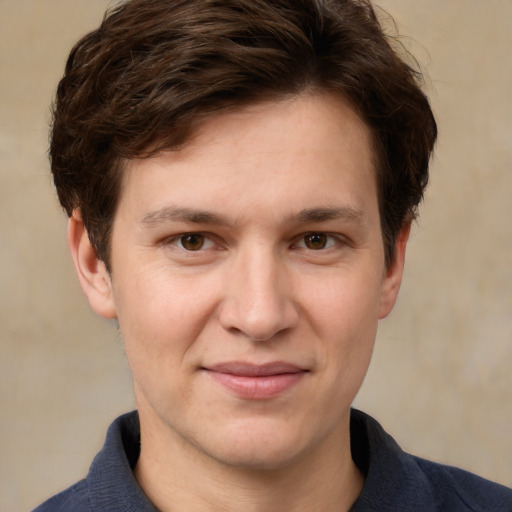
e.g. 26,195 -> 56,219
242,242 -> 280,307
219,241 -> 297,341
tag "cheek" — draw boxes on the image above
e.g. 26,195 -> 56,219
112,266 -> 221,372
304,265 -> 383,332
113,271 -> 219,418
303,268 -> 381,381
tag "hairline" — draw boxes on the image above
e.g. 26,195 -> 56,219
101,89 -> 395,273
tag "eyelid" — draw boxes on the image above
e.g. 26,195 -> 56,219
163,232 -> 218,251
292,232 -> 347,250
160,230 -> 349,252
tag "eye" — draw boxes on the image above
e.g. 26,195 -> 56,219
304,233 -> 328,250
297,232 -> 338,250
176,233 -> 213,251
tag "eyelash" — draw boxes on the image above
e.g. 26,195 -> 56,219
166,233 -> 218,252
164,231 -> 345,253
293,232 -> 341,251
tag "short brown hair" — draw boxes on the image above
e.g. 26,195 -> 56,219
50,0 -> 437,269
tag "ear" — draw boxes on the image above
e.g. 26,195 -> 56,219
68,210 -> 117,319
378,223 -> 411,319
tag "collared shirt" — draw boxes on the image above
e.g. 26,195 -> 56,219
33,409 -> 512,511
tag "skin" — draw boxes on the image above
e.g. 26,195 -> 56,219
69,93 -> 409,511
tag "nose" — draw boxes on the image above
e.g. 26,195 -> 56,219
218,245 -> 299,342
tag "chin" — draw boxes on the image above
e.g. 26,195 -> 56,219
203,420 -> 312,472
213,445 -> 303,472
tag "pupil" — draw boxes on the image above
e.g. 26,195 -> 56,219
182,234 -> 204,251
306,233 -> 327,250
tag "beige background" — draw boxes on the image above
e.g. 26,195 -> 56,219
1,0 -> 511,510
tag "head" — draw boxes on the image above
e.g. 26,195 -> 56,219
51,0 -> 436,273
55,0 -> 438,481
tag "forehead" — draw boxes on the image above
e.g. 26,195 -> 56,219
117,92 -> 377,225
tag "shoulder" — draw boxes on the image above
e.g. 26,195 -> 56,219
350,409 -> 512,512
413,456 -> 512,512
31,479 -> 90,512
31,411 -> 154,512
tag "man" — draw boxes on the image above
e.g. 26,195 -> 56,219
34,0 -> 512,510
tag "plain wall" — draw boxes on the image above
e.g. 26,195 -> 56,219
1,1 -> 511,510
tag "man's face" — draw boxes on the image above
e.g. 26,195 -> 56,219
83,93 -> 405,470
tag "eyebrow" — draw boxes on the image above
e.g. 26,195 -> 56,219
297,206 -> 365,224
141,207 -> 233,227
140,205 -> 366,228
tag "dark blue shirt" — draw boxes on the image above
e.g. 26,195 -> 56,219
33,410 -> 512,511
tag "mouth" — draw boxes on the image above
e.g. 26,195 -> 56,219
201,361 -> 308,400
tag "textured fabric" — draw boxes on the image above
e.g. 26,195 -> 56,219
348,411 -> 512,511
33,412 -> 157,512
33,409 -> 512,512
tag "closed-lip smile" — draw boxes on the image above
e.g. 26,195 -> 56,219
202,361 -> 308,399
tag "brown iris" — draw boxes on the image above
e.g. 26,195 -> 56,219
180,234 -> 205,251
304,233 -> 328,250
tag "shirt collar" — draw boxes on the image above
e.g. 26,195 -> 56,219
87,411 -> 158,512
86,409 -> 436,511
349,409 -> 436,511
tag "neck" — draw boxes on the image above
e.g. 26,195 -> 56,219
134,406 -> 364,512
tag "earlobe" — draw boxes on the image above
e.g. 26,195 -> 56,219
378,223 -> 411,320
68,210 -> 117,319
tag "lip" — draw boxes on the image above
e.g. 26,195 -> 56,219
202,362 -> 308,399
